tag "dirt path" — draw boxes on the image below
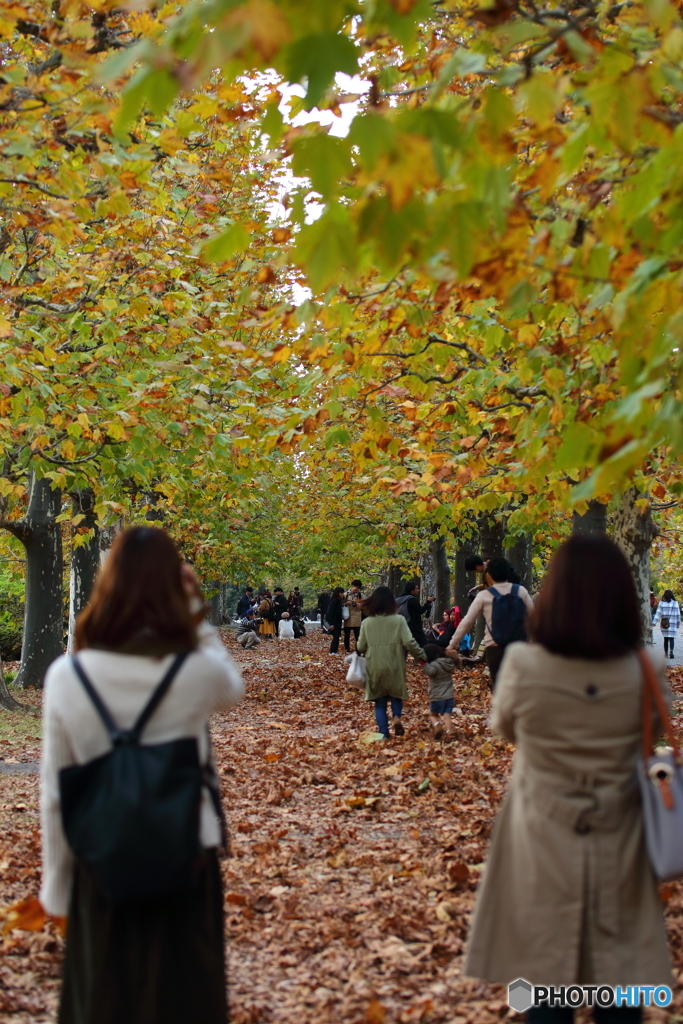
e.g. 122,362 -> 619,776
2,634 -> 683,1023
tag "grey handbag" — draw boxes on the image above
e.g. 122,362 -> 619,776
636,649 -> 683,881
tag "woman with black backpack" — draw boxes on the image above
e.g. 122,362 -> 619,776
40,527 -> 244,1024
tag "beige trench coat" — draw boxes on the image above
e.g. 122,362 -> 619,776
465,642 -> 672,987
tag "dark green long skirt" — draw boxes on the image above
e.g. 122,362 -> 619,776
59,850 -> 227,1024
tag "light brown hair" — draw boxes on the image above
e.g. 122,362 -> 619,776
75,526 -> 197,654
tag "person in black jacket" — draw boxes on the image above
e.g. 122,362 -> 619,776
398,581 -> 435,648
236,587 -> 254,618
272,587 -> 288,625
326,587 -> 345,654
317,589 -> 330,621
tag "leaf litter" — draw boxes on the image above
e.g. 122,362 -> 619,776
1,640 -> 682,1022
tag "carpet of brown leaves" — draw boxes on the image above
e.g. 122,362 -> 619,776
1,636 -> 683,1023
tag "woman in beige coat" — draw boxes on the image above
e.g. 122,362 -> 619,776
465,536 -> 672,1024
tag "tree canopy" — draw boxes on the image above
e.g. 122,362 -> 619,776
1,0 -> 683,610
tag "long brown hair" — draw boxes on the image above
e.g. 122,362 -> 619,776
529,535 -> 642,659
75,526 -> 197,654
363,586 -> 398,617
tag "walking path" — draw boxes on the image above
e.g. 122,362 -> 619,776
650,622 -> 683,667
1,637 -> 683,1023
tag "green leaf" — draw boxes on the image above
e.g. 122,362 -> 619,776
285,32 -> 358,110
324,426 -> 351,448
554,423 -> 594,471
115,68 -> 179,134
483,88 -> 515,139
260,101 -> 285,145
433,47 -> 486,95
294,208 -> 358,291
348,114 -> 396,172
202,224 -> 251,261
292,134 -> 352,199
448,202 -> 485,278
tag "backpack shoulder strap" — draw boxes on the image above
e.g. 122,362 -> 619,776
487,586 -> 499,596
71,655 -> 121,743
72,651 -> 188,746
131,652 -> 188,742
512,584 -> 520,597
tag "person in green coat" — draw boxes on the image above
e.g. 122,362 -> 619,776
356,586 -> 426,739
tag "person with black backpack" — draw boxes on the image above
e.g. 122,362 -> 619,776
448,556 -> 533,689
40,526 -> 244,1024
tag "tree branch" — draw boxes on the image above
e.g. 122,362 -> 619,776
0,518 -> 29,542
38,440 -> 122,467
0,177 -> 67,199
470,399 -> 534,411
16,287 -> 96,314
370,333 -> 489,366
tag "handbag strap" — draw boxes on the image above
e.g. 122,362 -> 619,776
71,652 -> 188,746
638,648 -> 678,761
202,726 -> 228,852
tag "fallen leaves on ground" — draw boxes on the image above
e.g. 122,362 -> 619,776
1,640 -> 683,1022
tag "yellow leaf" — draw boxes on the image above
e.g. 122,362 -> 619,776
517,324 -> 540,346
156,129 -> 185,156
222,0 -> 291,61
369,134 -> 439,210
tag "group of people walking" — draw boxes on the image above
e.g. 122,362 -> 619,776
36,525 -> 680,1024
340,537 -> 674,1023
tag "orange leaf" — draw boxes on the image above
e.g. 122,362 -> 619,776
365,999 -> 386,1024
1,896 -> 48,935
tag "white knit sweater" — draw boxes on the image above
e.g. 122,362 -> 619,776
40,623 -> 244,916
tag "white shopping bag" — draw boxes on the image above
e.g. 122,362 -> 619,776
344,652 -> 366,690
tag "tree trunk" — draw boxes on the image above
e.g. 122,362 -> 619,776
504,533 -> 533,590
612,489 -> 659,645
67,489 -> 100,653
572,500 -> 607,535
0,657 -> 25,711
387,565 -> 410,597
479,516 -> 506,559
208,580 -> 222,627
14,475 -> 64,690
453,539 -> 478,618
429,530 -> 451,621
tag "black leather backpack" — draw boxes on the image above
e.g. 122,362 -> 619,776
59,653 -> 219,905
